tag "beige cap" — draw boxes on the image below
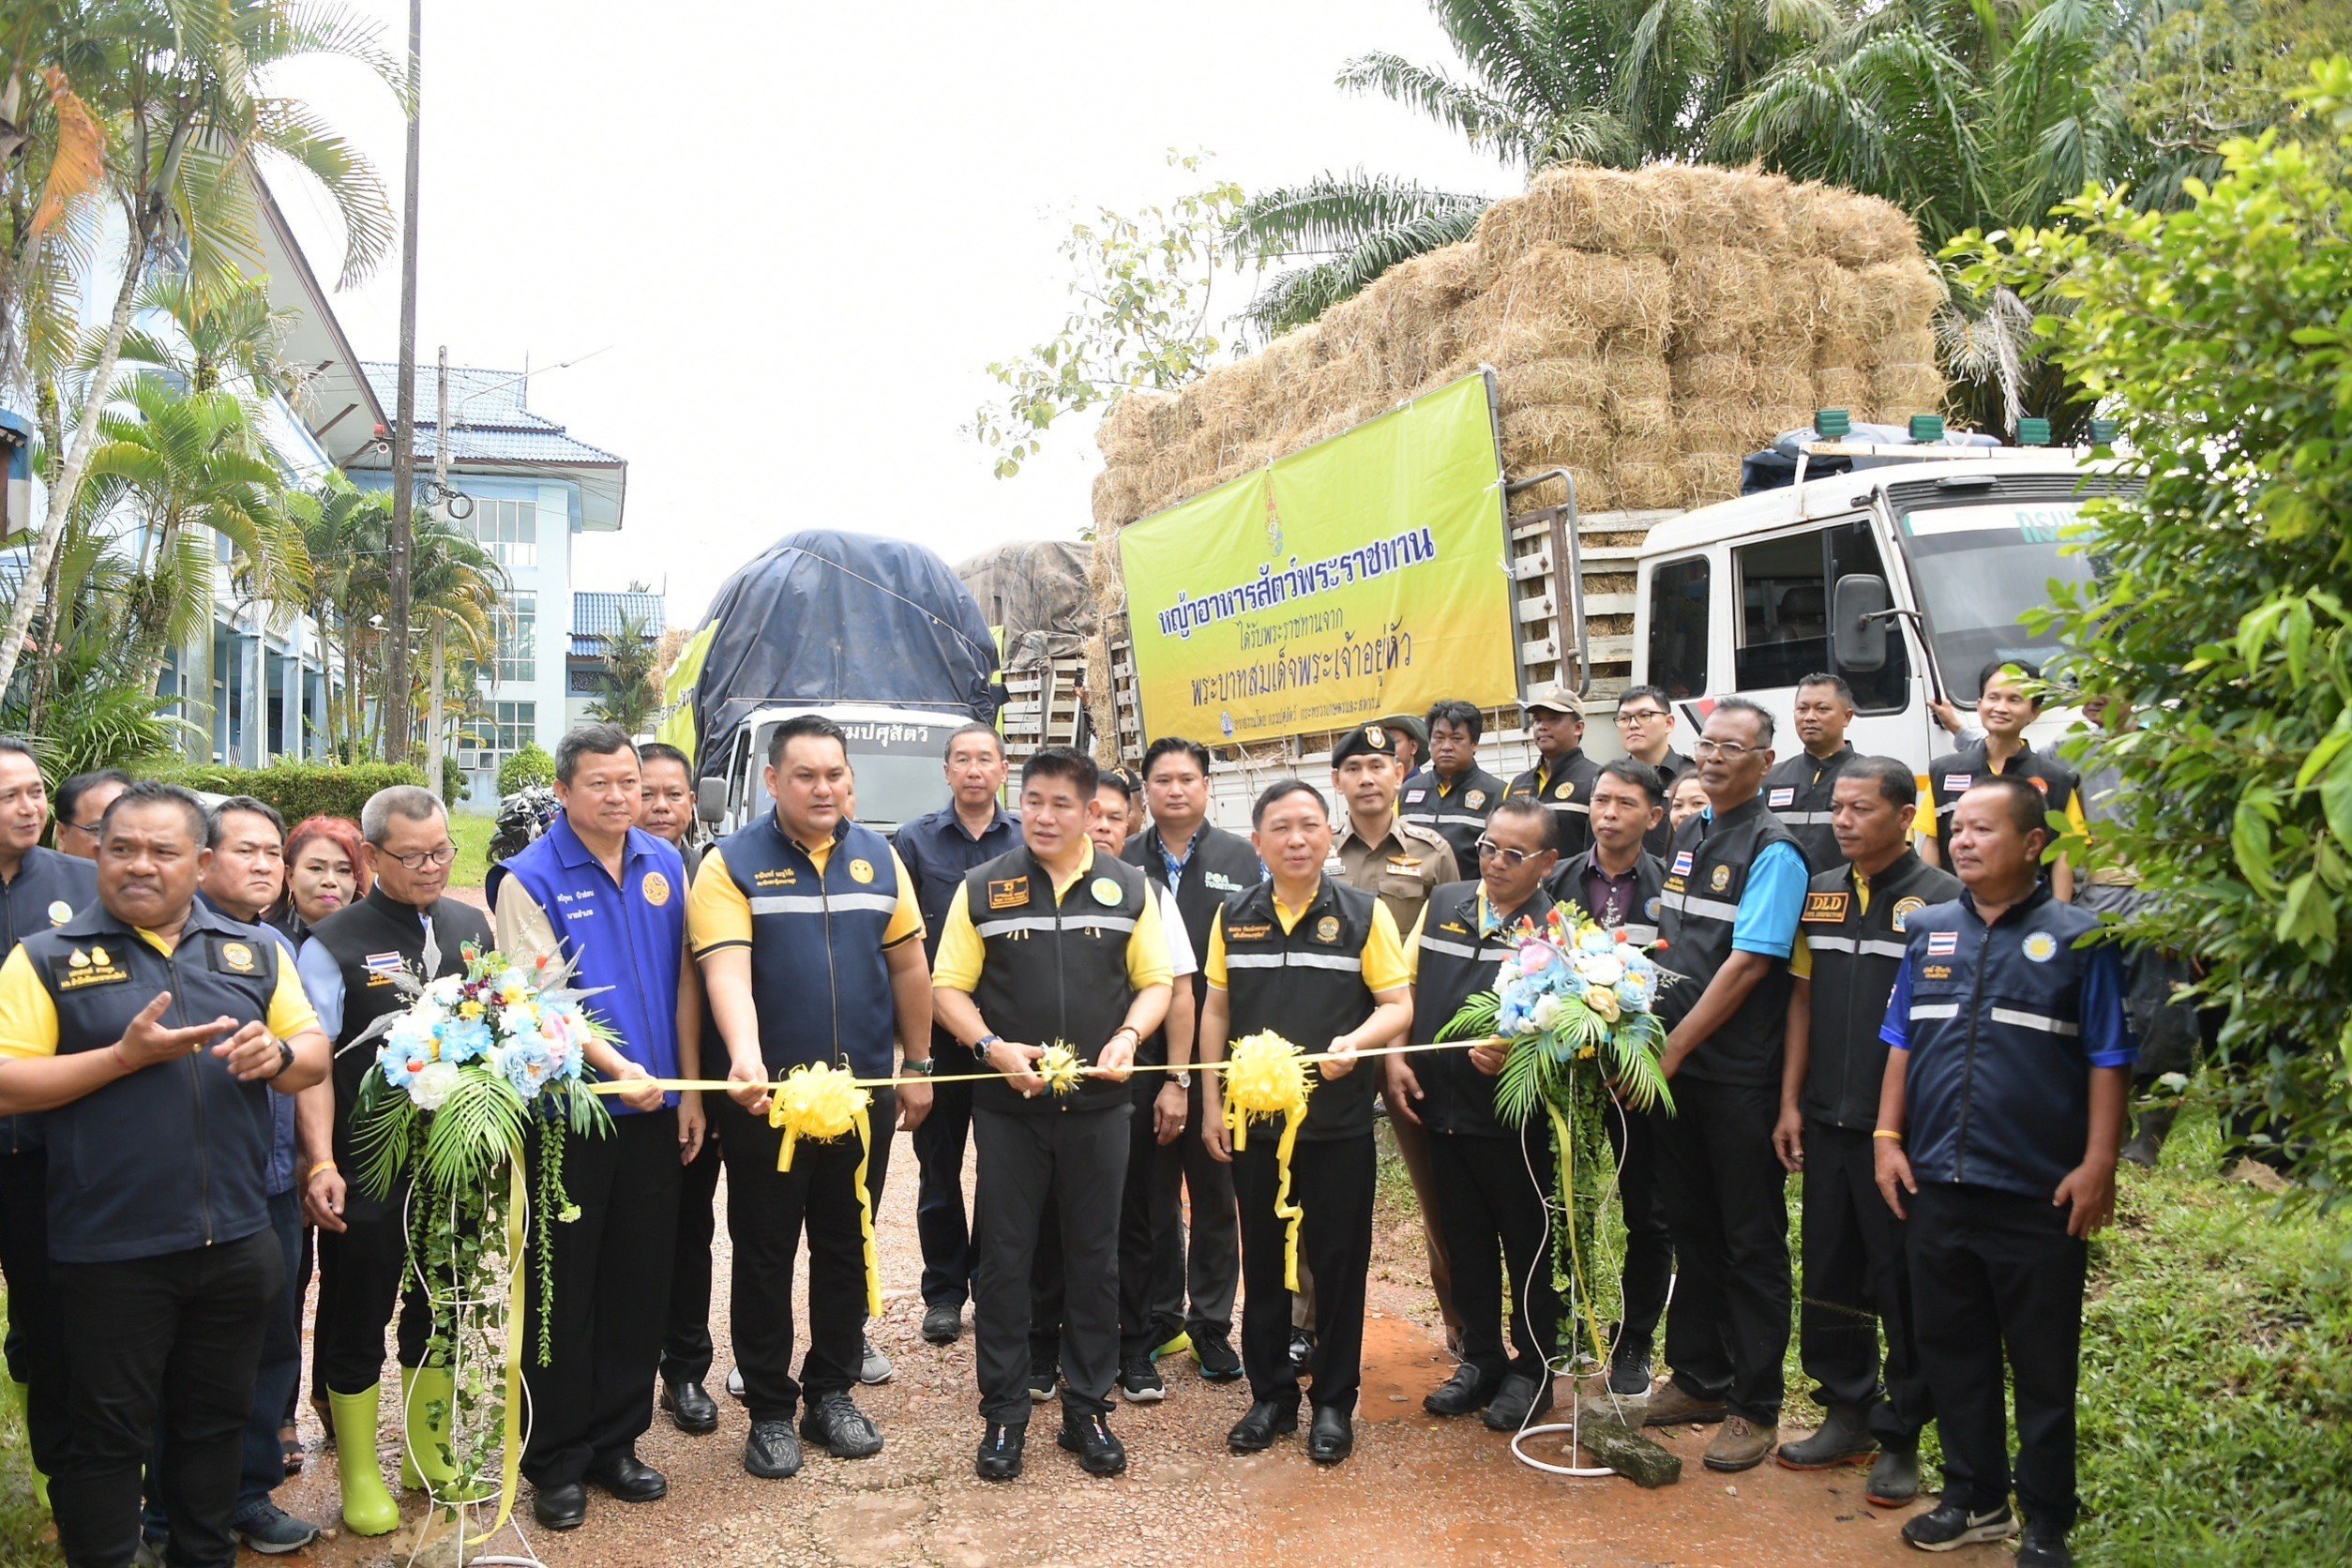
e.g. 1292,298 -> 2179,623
1521,682 -> 1584,717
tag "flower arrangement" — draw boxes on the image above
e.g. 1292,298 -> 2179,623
345,935 -> 615,1522
1440,907 -> 1675,1362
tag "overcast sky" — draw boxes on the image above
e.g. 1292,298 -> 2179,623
269,1 -> 1516,624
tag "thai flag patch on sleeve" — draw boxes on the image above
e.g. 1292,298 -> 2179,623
1670,851 -> 1695,877
1925,930 -> 1958,957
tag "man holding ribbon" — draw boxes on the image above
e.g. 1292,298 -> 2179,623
931,746 -> 1171,1484
488,725 -> 698,1531
688,716 -> 933,1484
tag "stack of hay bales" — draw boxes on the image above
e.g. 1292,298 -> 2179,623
1086,162 -> 1949,746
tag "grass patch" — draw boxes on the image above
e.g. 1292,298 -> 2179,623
450,810 -> 495,889
0,1302 -> 60,1566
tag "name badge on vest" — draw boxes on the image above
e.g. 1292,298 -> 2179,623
53,944 -> 130,991
1802,891 -> 1849,925
1225,921 -> 1272,942
1769,788 -> 1797,808
987,877 -> 1029,911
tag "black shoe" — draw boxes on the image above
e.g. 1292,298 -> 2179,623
2018,1525 -> 2073,1567
1305,1405 -> 1354,1464
743,1418 -> 803,1480
1118,1355 -> 1166,1403
1607,1334 -> 1653,1396
532,1482 -> 587,1530
1227,1399 -> 1299,1453
725,1365 -> 746,1401
1285,1328 -> 1316,1377
1777,1404 -> 1876,1470
800,1392 -> 884,1459
1424,1364 -> 1500,1417
587,1446 -> 668,1501
1192,1329 -> 1244,1382
1057,1411 -> 1128,1475
661,1377 -> 718,1435
1482,1372 -> 1554,1431
1028,1347 -> 1060,1402
1901,1499 -> 2017,1551
921,1301 -> 963,1344
976,1421 -> 1025,1482
858,1335 -> 894,1385
1866,1444 -> 1923,1507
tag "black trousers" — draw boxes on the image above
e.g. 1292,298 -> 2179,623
52,1229 -> 281,1568
237,1190 -> 306,1510
522,1108 -> 680,1488
1656,1075 -> 1792,1423
315,1196 -> 432,1396
914,1042 -> 980,1309
1428,1126 -> 1561,1382
972,1105 -> 1125,1425
1909,1183 -> 2087,1532
1605,1100 -> 1673,1351
0,1147 -> 69,1478
717,1092 -> 868,1423
1801,1121 -> 1931,1446
1031,1080 -> 1165,1362
1233,1131 -> 1374,1415
1150,1074 -> 1239,1337
661,1131 -> 724,1384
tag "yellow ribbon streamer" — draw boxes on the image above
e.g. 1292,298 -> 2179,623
1222,1033 -> 1316,1293
468,1155 -> 529,1548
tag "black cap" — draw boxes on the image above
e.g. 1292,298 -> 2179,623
1332,724 -> 1399,765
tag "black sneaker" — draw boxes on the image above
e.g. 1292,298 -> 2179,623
976,1421 -> 1025,1482
743,1418 -> 803,1479
1028,1347 -> 1060,1402
2018,1526 -> 2073,1567
800,1392 -> 883,1458
921,1301 -> 963,1344
1057,1411 -> 1127,1476
1192,1328 -> 1244,1382
1901,1499 -> 2017,1551
229,1500 -> 320,1555
1118,1355 -> 1166,1403
1607,1334 -> 1652,1396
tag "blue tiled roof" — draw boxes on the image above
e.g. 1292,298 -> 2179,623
357,362 -> 623,466
570,591 -> 663,658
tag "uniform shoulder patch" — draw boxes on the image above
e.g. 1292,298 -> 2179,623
986,877 -> 1029,911
1802,891 -> 1849,924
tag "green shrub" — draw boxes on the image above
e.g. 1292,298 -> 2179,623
442,754 -> 466,805
497,744 -> 555,797
158,761 -> 430,825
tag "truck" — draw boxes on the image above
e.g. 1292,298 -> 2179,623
657,529 -> 1001,838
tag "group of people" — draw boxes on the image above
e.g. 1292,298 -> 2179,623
0,663 -> 2156,1568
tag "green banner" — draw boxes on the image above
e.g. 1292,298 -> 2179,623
1116,372 -> 1516,748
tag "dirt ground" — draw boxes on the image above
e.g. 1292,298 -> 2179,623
262,1113 -> 1942,1568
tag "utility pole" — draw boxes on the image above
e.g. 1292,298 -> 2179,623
385,0 -> 423,759
427,345 -> 450,804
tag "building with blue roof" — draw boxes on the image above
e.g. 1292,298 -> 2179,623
567,589 -> 666,731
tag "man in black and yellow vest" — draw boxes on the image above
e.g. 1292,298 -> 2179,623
1503,684 -> 1600,862
1399,700 -> 1508,873
1647,698 -> 1809,1473
933,746 -> 1172,1484
295,785 -> 492,1537
690,716 -> 934,1483
1200,780 -> 1411,1466
1762,674 -> 1861,871
1916,659 -> 2086,900
0,782 -> 329,1568
1773,755 -> 1957,1505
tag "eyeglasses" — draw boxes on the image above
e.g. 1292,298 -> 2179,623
62,818 -> 103,839
1693,737 -> 1760,760
1474,837 -> 1537,868
1615,708 -> 1668,725
386,844 -> 459,871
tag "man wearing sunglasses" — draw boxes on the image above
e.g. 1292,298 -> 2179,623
294,787 -> 492,1537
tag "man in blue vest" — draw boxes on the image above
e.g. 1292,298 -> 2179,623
0,738 -> 96,1514
0,781 -> 330,1568
1876,776 -> 2134,1568
689,715 -> 935,1484
489,724 -> 696,1530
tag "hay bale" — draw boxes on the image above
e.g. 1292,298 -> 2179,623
1816,189 -> 1921,267
1607,389 -> 1673,444
1629,163 -> 1751,254
1095,393 -> 1167,465
1869,325 -> 1938,371
1852,259 -> 1947,343
1813,367 -> 1875,415
1471,166 -> 1673,277
1092,467 -> 1147,531
1509,465 -> 1612,515
1485,248 -> 1673,343
1499,355 -> 1606,415
1753,365 -> 1816,410
1501,401 -> 1612,469
1673,452 -> 1747,506
1611,459 -> 1681,510
1671,353 -> 1756,400
1875,361 -> 1946,417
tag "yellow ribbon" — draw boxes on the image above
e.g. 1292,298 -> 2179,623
1222,1032 -> 1316,1293
764,1063 -> 884,1319
468,1155 -> 529,1547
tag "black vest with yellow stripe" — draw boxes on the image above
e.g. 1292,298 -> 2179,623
1217,875 -> 1380,1142
1798,849 -> 1960,1130
23,899 -> 287,1264
963,847 -> 1149,1117
715,815 -> 905,1078
1657,794 -> 1800,1086
1409,882 -> 1553,1138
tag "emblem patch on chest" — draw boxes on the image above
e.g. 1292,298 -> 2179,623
1802,891 -> 1850,924
217,940 -> 257,974
1554,783 -> 1574,801
849,858 -> 876,884
1769,788 -> 1797,808
641,871 -> 671,907
1891,896 -> 1927,933
57,946 -> 129,989
1314,915 -> 1342,942
1925,930 -> 1959,957
363,951 -> 407,988
1091,877 -> 1123,906
1710,865 -> 1732,892
1942,774 -> 1973,793
987,878 -> 1030,911
1670,851 -> 1695,877
2022,931 -> 2059,962
46,900 -> 70,925
1466,790 -> 1488,809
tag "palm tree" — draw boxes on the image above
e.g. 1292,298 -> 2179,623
1230,0 -> 1832,333
81,373 -> 307,693
114,272 -> 297,398
0,0 -> 405,706
284,473 -> 389,759
588,610 -> 661,735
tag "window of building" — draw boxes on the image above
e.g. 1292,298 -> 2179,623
494,591 -> 535,685
483,700 -> 535,763
469,496 -> 537,569
1645,556 -> 1710,699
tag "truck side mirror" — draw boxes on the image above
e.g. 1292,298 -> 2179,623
696,776 -> 730,825
1833,574 -> 1891,673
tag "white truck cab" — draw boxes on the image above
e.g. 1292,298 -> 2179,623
692,702 -> 975,840
1632,448 -> 2129,774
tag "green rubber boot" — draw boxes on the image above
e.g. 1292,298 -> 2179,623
399,1366 -> 459,1492
327,1386 -> 401,1537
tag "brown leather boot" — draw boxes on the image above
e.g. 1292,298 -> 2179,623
1704,1413 -> 1779,1471
1641,1380 -> 1728,1427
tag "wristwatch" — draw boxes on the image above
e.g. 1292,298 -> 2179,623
904,1056 -> 936,1077
1170,1071 -> 1193,1092
268,1036 -> 295,1079
974,1034 -> 1002,1067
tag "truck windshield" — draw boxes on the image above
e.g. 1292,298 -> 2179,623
1892,495 -> 2104,701
747,718 -> 963,832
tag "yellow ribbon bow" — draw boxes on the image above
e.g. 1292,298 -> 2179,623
768,1063 -> 884,1318
1222,1031 -> 1315,1292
